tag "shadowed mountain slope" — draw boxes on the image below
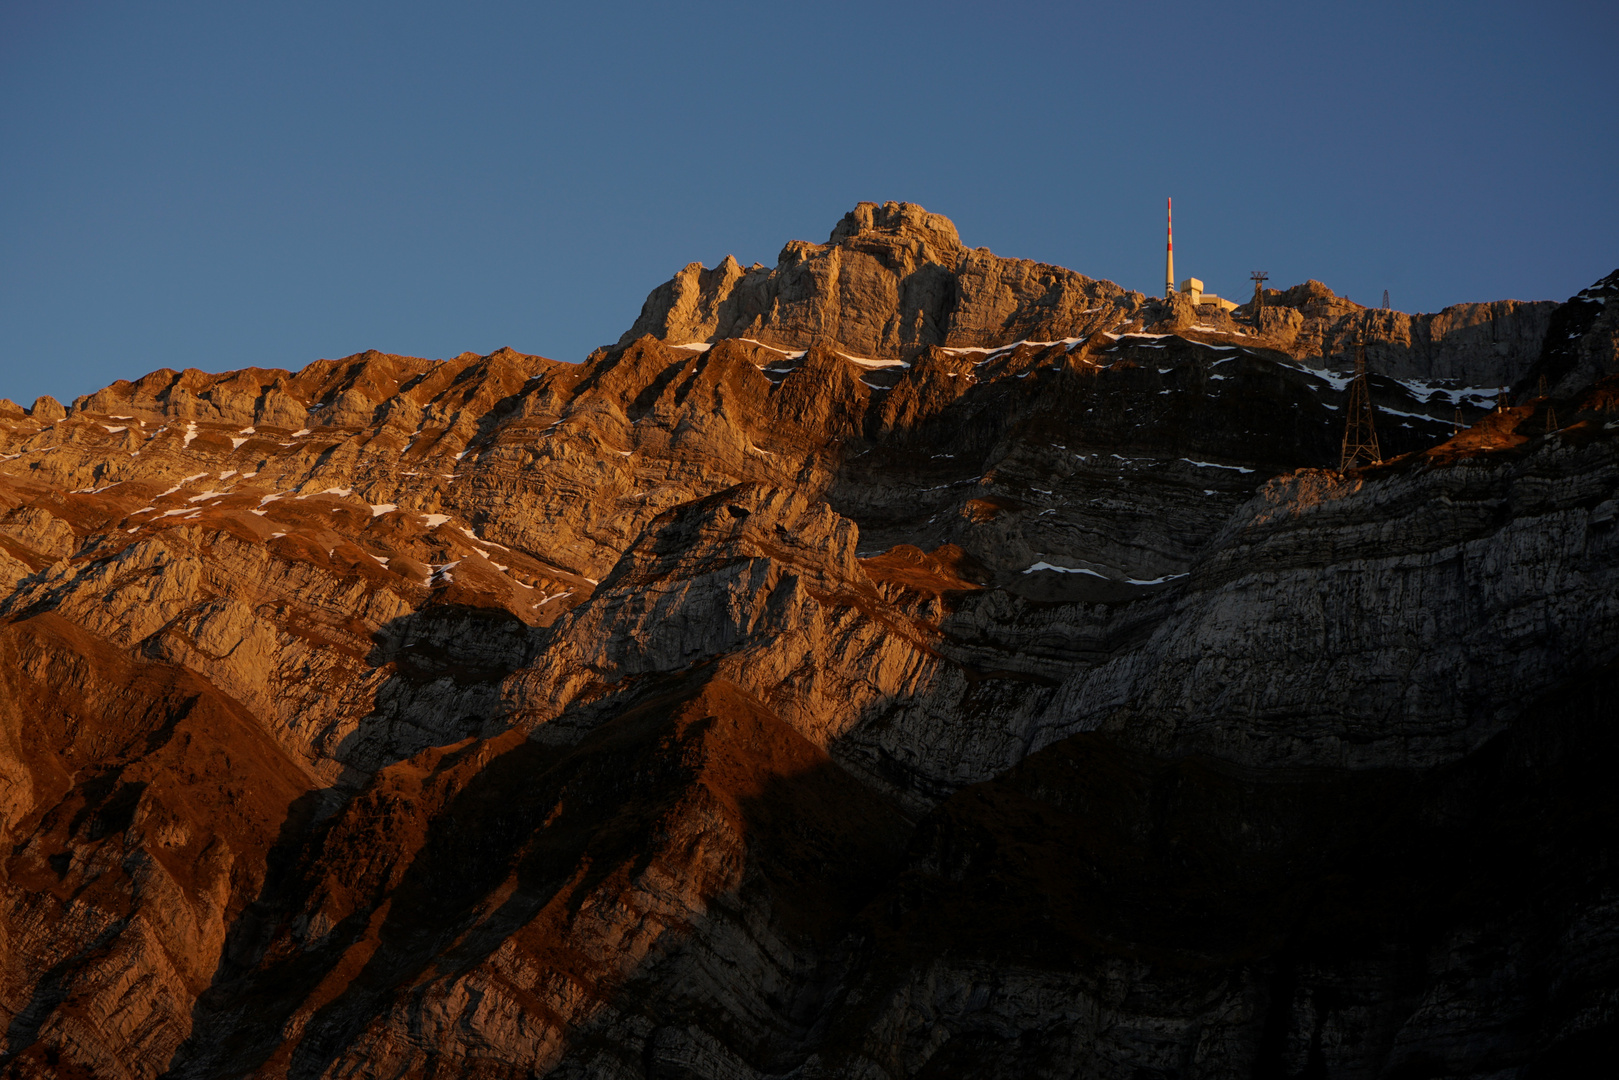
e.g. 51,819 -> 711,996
0,207 -> 1616,1078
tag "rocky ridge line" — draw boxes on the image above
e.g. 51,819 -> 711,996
615,200 -> 1558,389
0,208 -> 1615,1078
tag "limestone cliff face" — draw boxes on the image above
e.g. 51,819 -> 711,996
618,200 -> 1558,391
1233,278 -> 1558,386
0,212 -> 1616,1079
1520,268 -> 1619,396
618,200 -> 1141,356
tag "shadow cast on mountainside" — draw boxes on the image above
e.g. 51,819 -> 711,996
323,600 -> 548,787
790,660 -> 1619,1079
830,337 -> 1453,503
125,550 -> 1619,1079
163,670 -> 912,1079
0,918 -> 133,1068
158,602 -> 547,1079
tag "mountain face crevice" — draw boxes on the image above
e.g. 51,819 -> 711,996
0,205 -> 1616,1077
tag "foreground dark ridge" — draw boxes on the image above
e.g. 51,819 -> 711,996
0,205 -> 1615,1078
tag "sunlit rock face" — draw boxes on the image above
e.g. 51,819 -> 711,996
620,199 -> 1557,388
1,207 -> 1616,1078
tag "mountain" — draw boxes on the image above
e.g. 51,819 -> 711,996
0,203 -> 1616,1079
617,200 -> 1556,388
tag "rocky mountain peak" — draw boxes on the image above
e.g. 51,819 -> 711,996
614,204 -> 1561,388
1277,279 -> 1344,304
2,195 -> 1617,1078
826,199 -> 965,257
617,200 -> 1132,357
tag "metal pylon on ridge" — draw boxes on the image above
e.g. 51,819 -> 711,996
1340,339 -> 1381,472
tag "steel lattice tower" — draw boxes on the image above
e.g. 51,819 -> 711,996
1250,271 -> 1268,317
1340,340 -> 1381,472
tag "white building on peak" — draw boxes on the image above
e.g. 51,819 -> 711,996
1165,199 -> 1239,313
1176,277 -> 1239,313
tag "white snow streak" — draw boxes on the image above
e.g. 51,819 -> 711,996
1180,458 -> 1255,473
1022,562 -> 1107,578
156,473 -> 209,498
841,352 -> 910,369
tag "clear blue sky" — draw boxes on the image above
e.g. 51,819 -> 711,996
3,1 -> 1615,406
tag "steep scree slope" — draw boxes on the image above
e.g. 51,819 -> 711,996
0,208 -> 1616,1079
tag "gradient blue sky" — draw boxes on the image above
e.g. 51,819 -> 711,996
3,1 -> 1615,406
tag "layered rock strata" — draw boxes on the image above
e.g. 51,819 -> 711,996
0,208 -> 1615,1078
618,200 -> 1556,389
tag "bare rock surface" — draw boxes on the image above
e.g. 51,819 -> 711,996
619,200 -> 1141,357
618,201 -> 1557,391
0,209 -> 1615,1078
1520,269 -> 1619,396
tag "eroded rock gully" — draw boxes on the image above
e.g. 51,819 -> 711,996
0,205 -> 1616,1078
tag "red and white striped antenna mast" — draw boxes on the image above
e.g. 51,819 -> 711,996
1166,197 -> 1175,296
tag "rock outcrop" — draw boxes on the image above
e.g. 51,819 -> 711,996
1234,278 -> 1557,386
0,208 -> 1616,1078
618,200 -> 1141,357
1520,268 -> 1619,396
618,200 -> 1557,390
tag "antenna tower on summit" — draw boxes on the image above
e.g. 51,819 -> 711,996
1340,339 -> 1382,472
1166,198 -> 1175,296
1382,289 -> 1391,310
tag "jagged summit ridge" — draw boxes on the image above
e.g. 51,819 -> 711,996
614,201 -> 1562,389
616,200 -> 1139,357
1,192 -> 1618,1079
825,199 -> 965,253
